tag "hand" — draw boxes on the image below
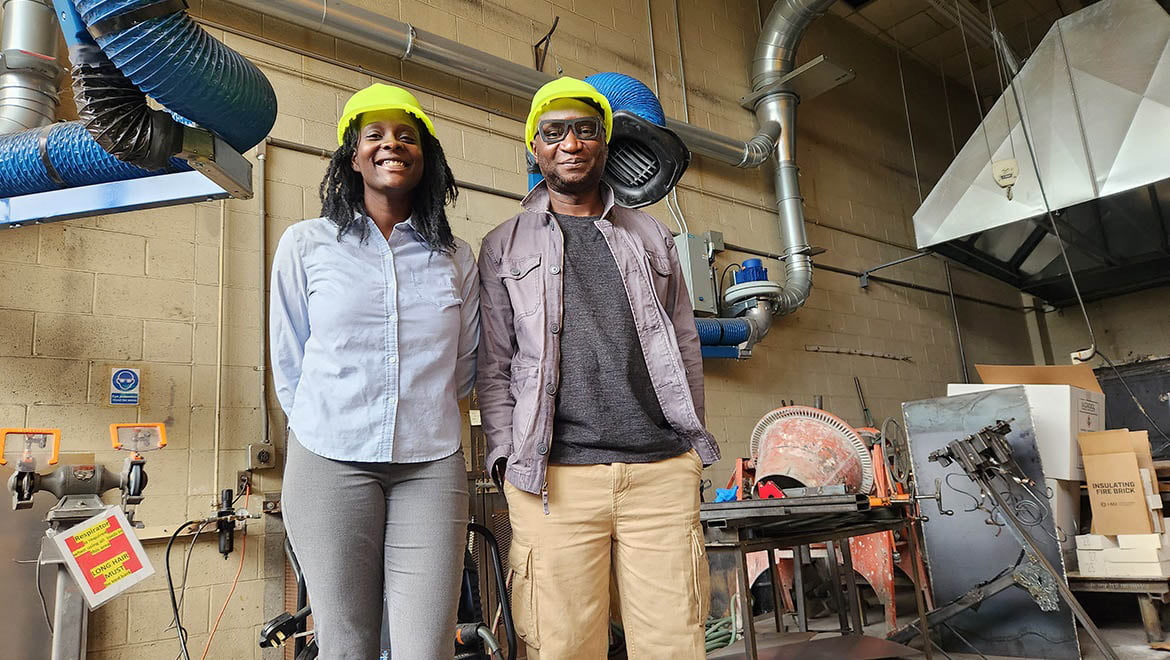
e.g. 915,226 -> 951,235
491,457 -> 508,490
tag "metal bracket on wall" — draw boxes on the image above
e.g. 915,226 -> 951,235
739,55 -> 856,108
859,250 -> 933,288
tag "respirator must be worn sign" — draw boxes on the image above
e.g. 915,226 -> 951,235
52,506 -> 154,609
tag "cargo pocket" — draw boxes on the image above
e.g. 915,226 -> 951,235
689,524 -> 711,624
509,542 -> 540,649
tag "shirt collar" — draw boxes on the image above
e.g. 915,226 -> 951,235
521,181 -> 617,224
359,212 -> 423,243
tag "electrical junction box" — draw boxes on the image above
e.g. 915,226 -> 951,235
674,233 -> 717,315
247,443 -> 276,470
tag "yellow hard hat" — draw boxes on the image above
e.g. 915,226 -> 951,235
337,84 -> 436,146
525,77 -> 613,153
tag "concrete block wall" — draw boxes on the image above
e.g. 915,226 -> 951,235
1040,284 -> 1170,364
0,0 -> 1036,657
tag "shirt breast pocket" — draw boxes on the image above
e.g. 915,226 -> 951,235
410,263 -> 463,310
499,254 -> 543,320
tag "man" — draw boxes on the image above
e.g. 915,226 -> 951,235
476,76 -> 719,659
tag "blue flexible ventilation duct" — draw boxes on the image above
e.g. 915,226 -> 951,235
72,0 -> 276,152
0,122 -> 161,196
695,318 -> 752,346
585,72 -> 665,126
0,0 -> 275,198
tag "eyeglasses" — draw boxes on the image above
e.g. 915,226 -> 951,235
537,117 -> 603,144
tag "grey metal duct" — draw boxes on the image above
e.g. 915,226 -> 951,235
225,0 -> 829,315
746,0 -> 837,315
913,0 -> 1170,305
0,0 -> 60,134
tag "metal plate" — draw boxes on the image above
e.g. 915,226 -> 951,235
0,170 -> 231,228
903,387 -> 1080,659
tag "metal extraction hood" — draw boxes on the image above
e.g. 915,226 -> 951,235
913,0 -> 1170,306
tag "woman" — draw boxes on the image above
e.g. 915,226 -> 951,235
270,83 -> 478,659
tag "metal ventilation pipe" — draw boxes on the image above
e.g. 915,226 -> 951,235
0,0 -> 60,134
221,0 -> 761,166
749,0 -> 837,315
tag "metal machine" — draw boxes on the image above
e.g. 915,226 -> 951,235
2,424 -> 164,660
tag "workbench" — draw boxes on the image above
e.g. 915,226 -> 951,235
1067,573 -> 1170,642
701,496 -> 931,660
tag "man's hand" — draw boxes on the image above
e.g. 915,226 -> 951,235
491,457 -> 508,490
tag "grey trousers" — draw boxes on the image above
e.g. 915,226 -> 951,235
282,433 -> 469,660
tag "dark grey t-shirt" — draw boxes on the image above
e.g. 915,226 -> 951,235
549,213 -> 690,465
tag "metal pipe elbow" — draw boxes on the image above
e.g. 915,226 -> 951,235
739,120 -> 780,168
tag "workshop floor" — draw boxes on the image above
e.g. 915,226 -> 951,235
709,600 -> 1167,659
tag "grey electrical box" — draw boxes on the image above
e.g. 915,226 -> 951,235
674,233 -> 718,315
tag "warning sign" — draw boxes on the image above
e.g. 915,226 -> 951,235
110,368 -> 140,406
52,507 -> 154,609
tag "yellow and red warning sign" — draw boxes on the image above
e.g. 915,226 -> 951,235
52,507 -> 154,609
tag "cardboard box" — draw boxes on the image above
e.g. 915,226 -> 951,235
1080,430 -> 1156,535
949,364 -> 1105,481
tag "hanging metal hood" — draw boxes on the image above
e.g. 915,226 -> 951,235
913,0 -> 1170,306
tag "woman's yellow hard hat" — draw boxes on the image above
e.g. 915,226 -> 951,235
337,84 -> 437,146
525,77 -> 613,153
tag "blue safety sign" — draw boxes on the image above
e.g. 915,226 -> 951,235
110,368 -> 140,406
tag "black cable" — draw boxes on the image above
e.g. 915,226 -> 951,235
717,263 -> 742,308
168,521 -> 211,660
166,520 -> 202,660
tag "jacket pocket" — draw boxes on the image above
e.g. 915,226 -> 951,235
509,542 -> 541,649
689,524 -> 711,624
499,254 -> 543,320
644,247 -> 674,309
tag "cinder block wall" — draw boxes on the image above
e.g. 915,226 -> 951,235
1041,285 -> 1170,364
0,0 -> 1035,657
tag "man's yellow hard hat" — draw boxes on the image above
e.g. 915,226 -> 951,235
525,77 -> 613,153
337,84 -> 437,146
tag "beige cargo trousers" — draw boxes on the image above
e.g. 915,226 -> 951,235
504,449 -> 710,659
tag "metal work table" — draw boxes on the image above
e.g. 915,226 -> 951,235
1067,573 -> 1170,642
702,497 -> 931,660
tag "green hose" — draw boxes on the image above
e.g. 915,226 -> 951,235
704,615 -> 738,652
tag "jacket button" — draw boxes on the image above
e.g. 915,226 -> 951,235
550,266 -> 561,275
510,266 -> 520,276
537,442 -> 548,455
545,383 -> 556,396
550,322 -> 560,334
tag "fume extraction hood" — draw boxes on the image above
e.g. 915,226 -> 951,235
913,0 -> 1170,307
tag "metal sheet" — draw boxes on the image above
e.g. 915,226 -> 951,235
0,170 -> 231,228
903,387 -> 1080,659
914,0 -> 1170,249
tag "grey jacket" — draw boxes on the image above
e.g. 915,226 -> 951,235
476,182 -> 720,498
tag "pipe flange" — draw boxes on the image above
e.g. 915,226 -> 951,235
724,279 -> 782,307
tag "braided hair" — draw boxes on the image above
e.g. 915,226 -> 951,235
319,117 -> 458,252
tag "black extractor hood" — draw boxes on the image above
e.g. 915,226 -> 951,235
913,0 -> 1170,307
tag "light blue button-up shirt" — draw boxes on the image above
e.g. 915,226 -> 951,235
270,215 -> 480,463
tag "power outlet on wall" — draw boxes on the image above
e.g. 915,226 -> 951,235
248,443 -> 276,470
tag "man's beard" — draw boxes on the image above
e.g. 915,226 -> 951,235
541,154 -> 606,196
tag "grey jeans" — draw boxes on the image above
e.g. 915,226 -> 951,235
282,432 -> 469,659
